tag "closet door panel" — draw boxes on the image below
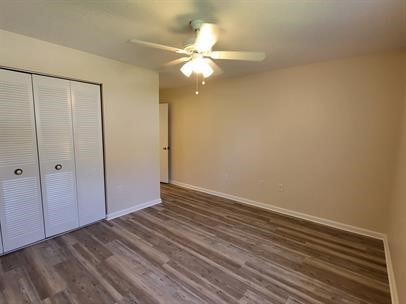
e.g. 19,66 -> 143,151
0,69 -> 45,252
71,81 -> 105,226
32,75 -> 78,237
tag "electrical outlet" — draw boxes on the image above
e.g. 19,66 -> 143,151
278,184 -> 284,192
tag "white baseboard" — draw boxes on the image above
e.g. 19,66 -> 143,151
170,180 -> 384,240
106,198 -> 162,220
170,180 -> 399,302
383,236 -> 399,304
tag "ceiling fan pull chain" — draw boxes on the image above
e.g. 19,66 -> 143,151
195,73 -> 199,95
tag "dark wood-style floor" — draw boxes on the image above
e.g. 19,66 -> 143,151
0,184 -> 390,304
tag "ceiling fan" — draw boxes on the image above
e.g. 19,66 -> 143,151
129,20 -> 266,81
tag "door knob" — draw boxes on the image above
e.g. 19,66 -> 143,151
14,168 -> 23,175
55,164 -> 63,170
163,147 -> 170,150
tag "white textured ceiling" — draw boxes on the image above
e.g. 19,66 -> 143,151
0,0 -> 405,88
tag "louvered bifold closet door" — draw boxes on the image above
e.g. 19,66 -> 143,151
0,69 -> 45,252
71,81 -> 106,226
32,75 -> 79,237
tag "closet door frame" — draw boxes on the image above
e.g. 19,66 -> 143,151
0,65 -> 107,214
0,65 -> 107,242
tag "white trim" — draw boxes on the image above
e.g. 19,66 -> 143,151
106,199 -> 162,220
170,180 -> 384,240
383,236 -> 399,304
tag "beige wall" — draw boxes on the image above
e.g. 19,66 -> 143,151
160,53 -> 406,233
0,29 -> 160,214
388,56 -> 406,303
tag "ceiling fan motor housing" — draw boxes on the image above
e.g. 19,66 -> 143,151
190,19 -> 204,31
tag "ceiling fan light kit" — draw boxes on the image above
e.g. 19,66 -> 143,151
129,19 -> 266,94
180,61 -> 193,77
180,56 -> 213,78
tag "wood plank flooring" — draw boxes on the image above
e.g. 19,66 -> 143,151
0,183 -> 391,303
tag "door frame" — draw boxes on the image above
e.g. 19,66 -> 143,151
0,65 -> 107,254
160,103 -> 169,183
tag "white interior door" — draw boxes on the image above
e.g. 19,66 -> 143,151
0,69 -> 45,252
71,81 -> 106,226
160,103 -> 169,183
32,75 -> 78,237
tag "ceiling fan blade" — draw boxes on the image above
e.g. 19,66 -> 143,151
129,39 -> 187,54
205,58 -> 223,76
194,23 -> 218,53
161,57 -> 190,68
210,51 -> 266,61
